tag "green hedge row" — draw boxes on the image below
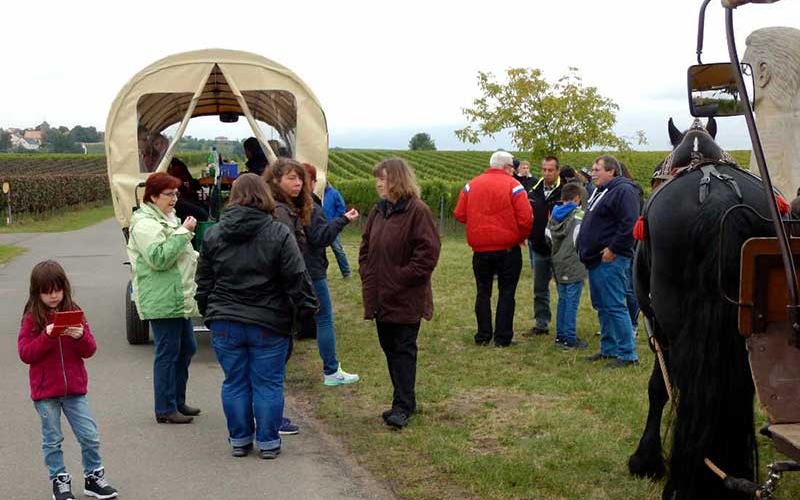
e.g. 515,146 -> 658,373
0,174 -> 110,214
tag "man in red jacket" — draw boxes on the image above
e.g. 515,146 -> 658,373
454,150 -> 534,347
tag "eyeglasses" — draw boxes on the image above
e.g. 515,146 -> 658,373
160,191 -> 179,199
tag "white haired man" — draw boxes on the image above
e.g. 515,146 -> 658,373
454,151 -> 533,347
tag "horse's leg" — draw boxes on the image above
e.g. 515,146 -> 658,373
628,348 -> 668,479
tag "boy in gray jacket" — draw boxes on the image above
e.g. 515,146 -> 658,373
545,183 -> 588,349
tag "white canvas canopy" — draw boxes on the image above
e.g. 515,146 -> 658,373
105,48 -> 328,227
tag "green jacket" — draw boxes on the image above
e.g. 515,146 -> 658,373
127,203 -> 199,320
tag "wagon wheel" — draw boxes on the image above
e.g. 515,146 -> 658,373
125,280 -> 150,344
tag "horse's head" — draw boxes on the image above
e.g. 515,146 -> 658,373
667,117 -> 723,168
652,117 -> 727,187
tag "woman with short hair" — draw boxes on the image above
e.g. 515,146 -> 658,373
195,173 -> 317,459
359,158 -> 441,428
126,172 -> 200,424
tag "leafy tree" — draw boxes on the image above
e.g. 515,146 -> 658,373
455,67 -> 623,158
69,125 -> 100,143
409,132 -> 436,151
0,129 -> 11,152
43,128 -> 82,153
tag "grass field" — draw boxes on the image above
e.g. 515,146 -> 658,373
0,244 -> 25,264
285,229 -> 800,500
0,203 -> 113,234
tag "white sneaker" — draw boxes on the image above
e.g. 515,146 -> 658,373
323,365 -> 359,386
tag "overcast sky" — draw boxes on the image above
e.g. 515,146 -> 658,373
2,0 -> 798,152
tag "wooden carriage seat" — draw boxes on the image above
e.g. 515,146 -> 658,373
739,237 -> 800,462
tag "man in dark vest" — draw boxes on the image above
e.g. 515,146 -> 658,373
525,156 -> 562,337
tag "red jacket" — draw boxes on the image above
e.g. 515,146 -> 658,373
18,312 -> 97,401
453,169 -> 533,252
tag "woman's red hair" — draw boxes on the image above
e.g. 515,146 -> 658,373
143,172 -> 181,204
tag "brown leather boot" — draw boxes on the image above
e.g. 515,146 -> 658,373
156,412 -> 193,424
178,404 -> 201,416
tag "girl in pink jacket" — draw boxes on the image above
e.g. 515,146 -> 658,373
17,260 -> 118,500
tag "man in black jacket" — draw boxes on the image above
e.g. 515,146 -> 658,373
525,156 -> 562,337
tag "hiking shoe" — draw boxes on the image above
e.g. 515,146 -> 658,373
584,351 -> 614,362
386,412 -> 409,429
381,408 -> 393,421
554,336 -> 566,345
83,467 -> 117,499
494,340 -> 519,348
259,447 -> 281,459
605,359 -> 640,369
323,365 -> 360,386
178,403 -> 201,416
231,443 -> 253,458
560,338 -> 589,350
524,326 -> 549,337
52,473 -> 75,500
155,411 -> 193,424
279,417 -> 299,435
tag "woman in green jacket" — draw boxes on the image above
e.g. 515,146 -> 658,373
127,172 -> 200,424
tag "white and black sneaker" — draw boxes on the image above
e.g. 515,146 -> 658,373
52,473 -> 75,500
83,467 -> 118,499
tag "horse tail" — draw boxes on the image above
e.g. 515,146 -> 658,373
666,194 -> 758,500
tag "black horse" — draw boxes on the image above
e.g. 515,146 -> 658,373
628,118 -> 775,499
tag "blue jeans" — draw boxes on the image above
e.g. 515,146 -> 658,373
556,281 -> 584,344
210,320 -> 289,451
532,250 -> 554,330
34,395 -> 102,479
625,258 -> 640,333
151,318 -> 196,415
313,279 -> 340,375
329,235 -> 351,277
588,257 -> 638,362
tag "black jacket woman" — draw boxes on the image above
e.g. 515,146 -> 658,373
264,159 -> 360,386
195,173 -> 317,459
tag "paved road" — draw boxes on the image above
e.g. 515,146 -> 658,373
0,219 -> 392,500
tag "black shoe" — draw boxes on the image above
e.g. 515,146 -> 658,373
156,411 -> 193,424
494,340 -> 519,348
231,443 -> 253,458
584,351 -> 614,362
381,408 -> 393,421
259,447 -> 281,459
524,326 -> 549,336
83,467 -> 117,499
474,338 -> 491,346
560,338 -> 589,350
53,473 -> 75,500
605,358 -> 640,369
178,404 -> 201,416
386,412 -> 409,429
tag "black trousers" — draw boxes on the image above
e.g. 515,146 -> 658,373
472,246 -> 522,346
377,321 -> 420,415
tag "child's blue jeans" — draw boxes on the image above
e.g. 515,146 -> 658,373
556,281 -> 584,344
34,395 -> 102,479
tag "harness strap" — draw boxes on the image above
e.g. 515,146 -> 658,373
698,164 -> 744,204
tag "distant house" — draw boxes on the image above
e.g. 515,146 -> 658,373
214,136 -> 230,143
10,134 -> 39,150
24,130 -> 43,143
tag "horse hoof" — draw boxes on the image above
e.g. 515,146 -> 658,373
628,452 -> 666,480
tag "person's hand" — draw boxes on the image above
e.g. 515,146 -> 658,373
601,247 -> 616,263
344,208 -> 359,222
182,216 -> 197,232
45,324 -> 54,337
63,325 -> 84,340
